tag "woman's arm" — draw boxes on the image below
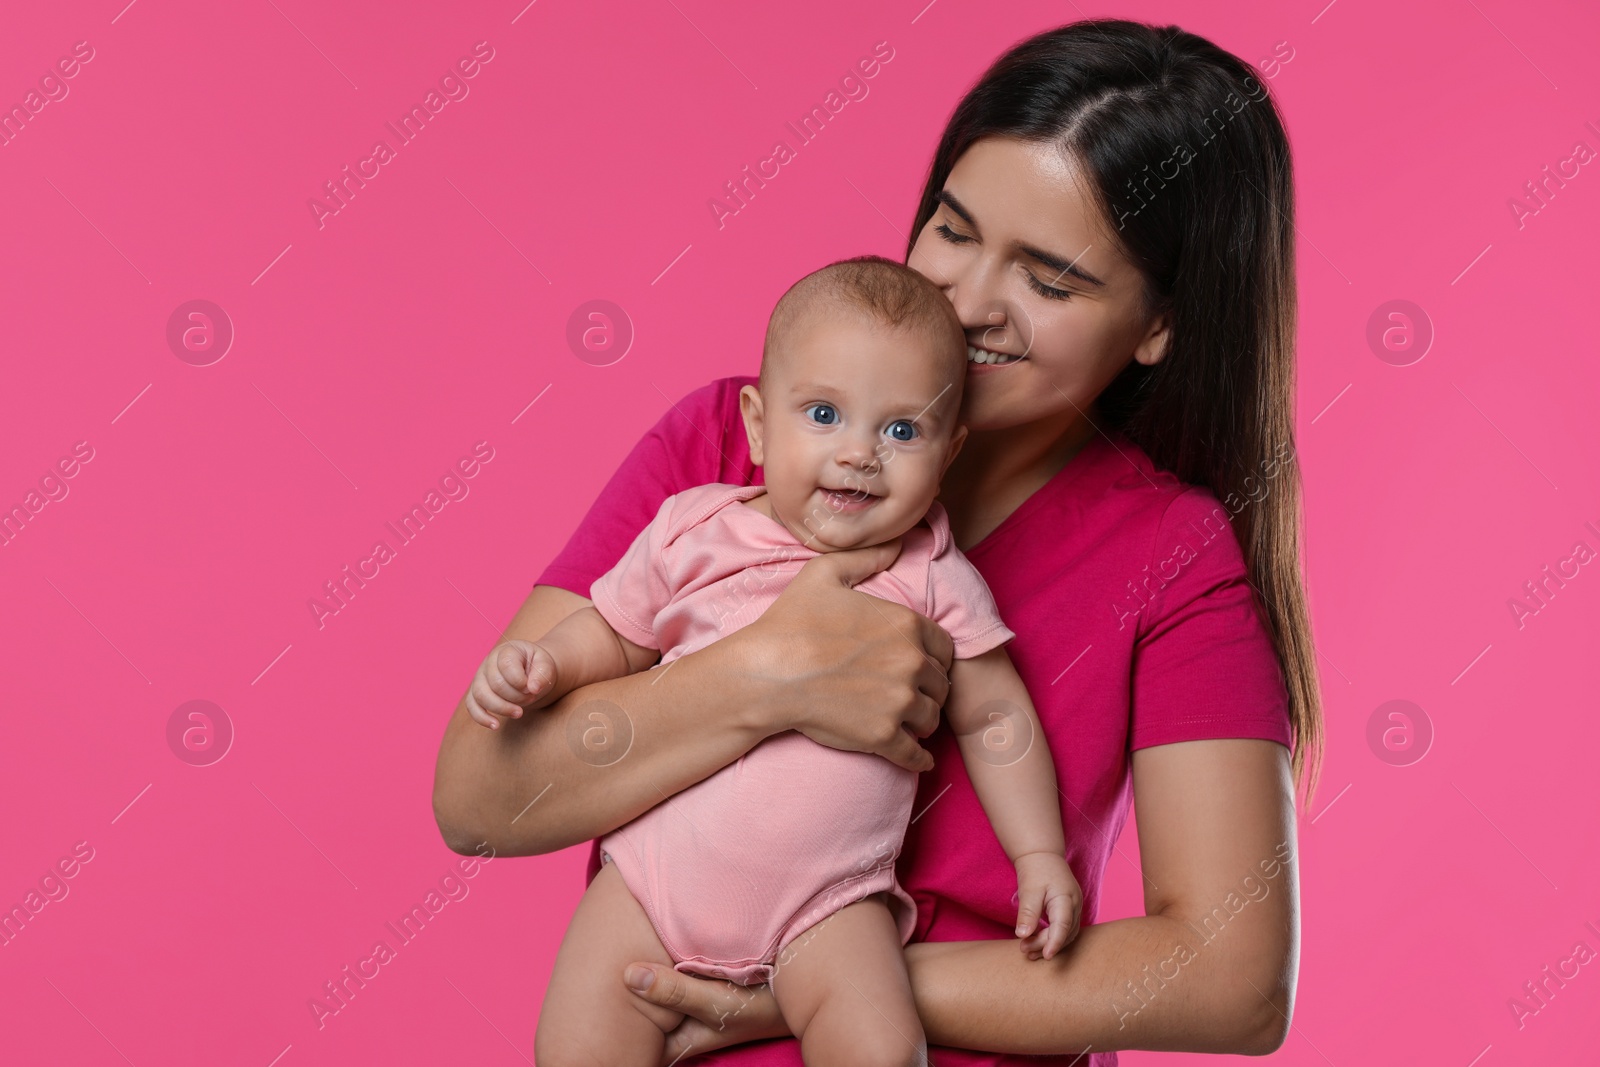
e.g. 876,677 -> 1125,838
431,542 -> 957,858
630,737 -> 1297,1061
905,737 -> 1297,1055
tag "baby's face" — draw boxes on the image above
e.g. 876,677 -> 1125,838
739,314 -> 967,552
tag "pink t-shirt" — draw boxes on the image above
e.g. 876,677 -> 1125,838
537,376 -> 1293,1067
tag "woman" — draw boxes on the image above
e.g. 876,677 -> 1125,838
432,19 -> 1321,1065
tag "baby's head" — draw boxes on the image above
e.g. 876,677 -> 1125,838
739,255 -> 968,552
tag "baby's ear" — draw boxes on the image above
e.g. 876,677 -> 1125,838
738,385 -> 766,466
940,423 -> 968,478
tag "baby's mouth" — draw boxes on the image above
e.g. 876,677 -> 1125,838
822,486 -> 881,511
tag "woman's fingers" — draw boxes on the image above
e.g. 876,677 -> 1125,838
909,637 -> 952,730
626,962 -> 718,1014
621,963 -> 785,1063
910,607 -> 956,679
808,537 -> 903,589
754,543 -> 956,769
659,1016 -> 729,1066
882,726 -> 936,774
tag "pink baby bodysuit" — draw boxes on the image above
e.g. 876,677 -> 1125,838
590,482 -> 1015,987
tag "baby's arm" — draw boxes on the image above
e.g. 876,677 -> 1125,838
465,607 -> 658,730
945,645 -> 1083,959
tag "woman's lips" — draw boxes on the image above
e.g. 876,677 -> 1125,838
966,343 -> 1026,373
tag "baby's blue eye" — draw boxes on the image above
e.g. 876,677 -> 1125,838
806,403 -> 838,425
887,420 -> 917,442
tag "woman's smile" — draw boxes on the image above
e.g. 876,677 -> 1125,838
966,342 -> 1026,371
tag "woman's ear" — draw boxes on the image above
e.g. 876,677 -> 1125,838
1133,310 -> 1172,367
738,385 -> 766,466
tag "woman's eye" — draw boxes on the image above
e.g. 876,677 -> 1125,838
887,420 -> 917,442
805,403 -> 838,425
1025,270 -> 1073,301
934,222 -> 974,245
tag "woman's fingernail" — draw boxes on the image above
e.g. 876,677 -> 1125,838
625,965 -> 655,992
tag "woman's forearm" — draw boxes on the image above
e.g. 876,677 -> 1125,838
432,587 -> 781,857
906,913 -> 1290,1056
906,741 -> 1300,1057
435,552 -> 957,857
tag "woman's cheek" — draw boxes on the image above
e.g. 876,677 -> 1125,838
1030,312 -> 1104,382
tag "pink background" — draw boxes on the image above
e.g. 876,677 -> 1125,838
2,0 -> 1597,1063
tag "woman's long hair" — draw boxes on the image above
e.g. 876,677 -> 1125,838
906,20 -> 1323,799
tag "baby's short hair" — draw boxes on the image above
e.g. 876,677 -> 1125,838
760,255 -> 966,389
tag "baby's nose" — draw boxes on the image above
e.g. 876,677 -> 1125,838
835,438 -> 881,476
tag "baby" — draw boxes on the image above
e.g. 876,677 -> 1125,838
470,256 -> 1082,1066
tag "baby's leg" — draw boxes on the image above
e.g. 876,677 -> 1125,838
770,892 -> 928,1067
535,858 -> 685,1067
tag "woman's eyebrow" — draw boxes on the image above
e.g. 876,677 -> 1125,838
936,189 -> 1106,288
934,189 -> 978,227
1018,241 -> 1106,288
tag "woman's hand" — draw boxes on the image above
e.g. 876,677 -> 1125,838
622,962 -> 790,1065
728,538 -> 955,773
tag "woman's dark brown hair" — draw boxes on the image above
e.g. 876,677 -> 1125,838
906,19 -> 1324,799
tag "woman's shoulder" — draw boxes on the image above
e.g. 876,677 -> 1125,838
676,374 -> 759,421
1106,434 -> 1247,566
645,375 -> 761,488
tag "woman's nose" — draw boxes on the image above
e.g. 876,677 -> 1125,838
941,255 -> 1015,347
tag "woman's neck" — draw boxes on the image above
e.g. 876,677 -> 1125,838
939,409 -> 1098,551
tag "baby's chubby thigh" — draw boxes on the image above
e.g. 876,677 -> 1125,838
535,859 -> 683,1067
769,892 -> 927,1067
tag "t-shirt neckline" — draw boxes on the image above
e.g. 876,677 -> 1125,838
726,488 -> 806,546
962,430 -> 1118,559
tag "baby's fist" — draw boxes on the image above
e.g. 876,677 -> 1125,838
466,640 -> 559,730
1013,851 -> 1083,961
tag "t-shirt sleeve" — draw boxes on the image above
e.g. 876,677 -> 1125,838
1128,487 -> 1293,750
536,379 -> 744,597
587,495 -> 678,650
926,545 -> 1016,659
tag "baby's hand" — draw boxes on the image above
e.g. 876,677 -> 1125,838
466,640 -> 560,730
1013,851 -> 1083,961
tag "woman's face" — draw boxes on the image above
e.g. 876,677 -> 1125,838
908,136 -> 1171,434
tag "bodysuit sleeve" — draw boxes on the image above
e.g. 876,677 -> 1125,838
587,494 -> 680,651
925,544 -> 1016,660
